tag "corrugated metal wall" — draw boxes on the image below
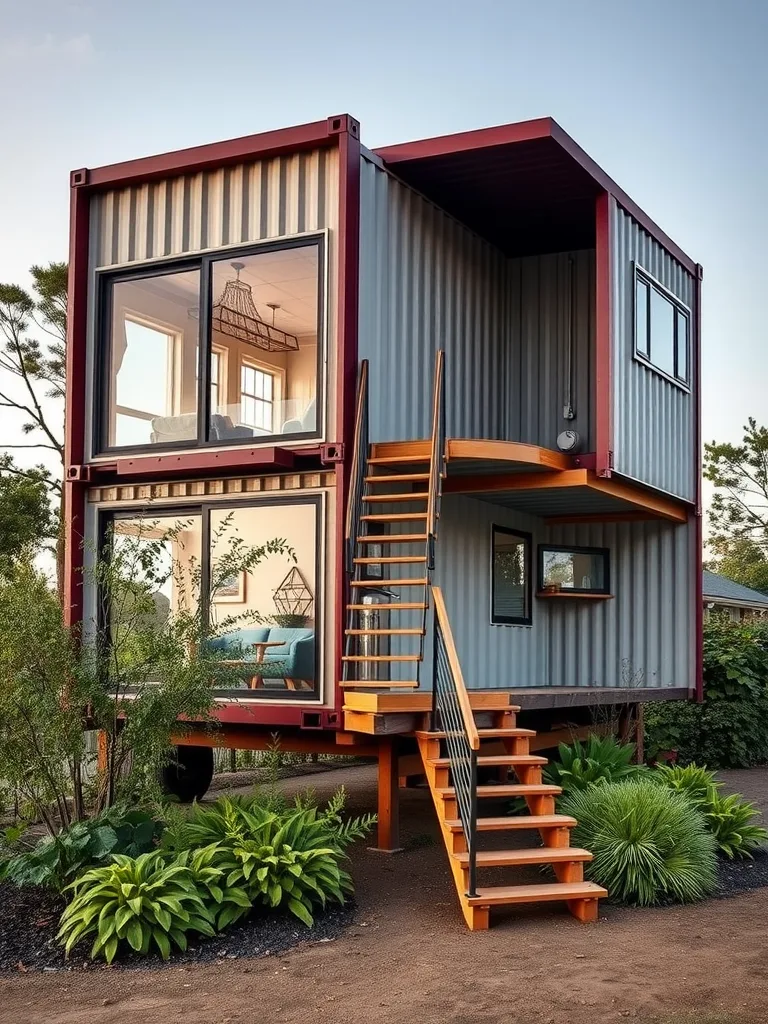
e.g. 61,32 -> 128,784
545,518 -> 693,689
506,250 -> 594,451
358,155 -> 508,442
611,201 -> 696,501
429,494 -> 693,691
90,148 -> 339,267
358,154 -> 595,448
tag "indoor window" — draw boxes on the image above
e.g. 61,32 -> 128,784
240,364 -> 275,434
538,545 -> 609,595
634,267 -> 690,386
96,238 -> 323,453
491,526 -> 531,625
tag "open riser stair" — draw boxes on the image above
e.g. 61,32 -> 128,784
342,353 -> 445,691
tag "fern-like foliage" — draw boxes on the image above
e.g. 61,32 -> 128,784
562,779 -> 718,906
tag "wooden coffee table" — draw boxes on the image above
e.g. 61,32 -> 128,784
221,640 -> 287,689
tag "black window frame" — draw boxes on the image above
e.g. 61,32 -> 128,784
490,525 -> 533,626
97,493 -> 323,702
633,264 -> 690,390
93,234 -> 326,458
537,543 -> 610,596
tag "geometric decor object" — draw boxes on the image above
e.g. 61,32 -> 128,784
212,262 -> 300,353
272,566 -> 314,617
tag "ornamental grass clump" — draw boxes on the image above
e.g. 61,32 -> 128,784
562,779 -> 718,906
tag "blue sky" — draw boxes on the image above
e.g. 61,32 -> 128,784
0,0 -> 766,463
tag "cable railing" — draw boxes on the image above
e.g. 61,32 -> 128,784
431,585 -> 479,897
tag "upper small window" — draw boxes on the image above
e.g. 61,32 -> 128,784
538,545 -> 609,595
634,266 -> 690,387
491,526 -> 532,626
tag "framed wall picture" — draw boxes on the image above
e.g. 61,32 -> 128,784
213,569 -> 246,603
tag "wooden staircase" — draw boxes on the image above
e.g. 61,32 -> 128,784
418,588 -> 607,930
341,353 -> 444,691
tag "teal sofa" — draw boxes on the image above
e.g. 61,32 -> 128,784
208,626 -> 315,689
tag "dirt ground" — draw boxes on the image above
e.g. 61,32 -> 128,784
3,765 -> 768,1024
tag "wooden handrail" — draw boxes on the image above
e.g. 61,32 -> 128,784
345,359 -> 369,551
426,349 -> 445,542
431,585 -> 479,750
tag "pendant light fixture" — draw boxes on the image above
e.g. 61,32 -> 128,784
212,262 -> 300,352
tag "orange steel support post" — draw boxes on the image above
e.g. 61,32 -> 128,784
372,738 -> 403,853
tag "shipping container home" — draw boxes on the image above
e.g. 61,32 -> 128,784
64,114 -> 701,929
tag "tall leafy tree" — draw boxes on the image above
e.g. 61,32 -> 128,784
704,418 -> 768,591
0,472 -> 52,575
0,262 -> 67,574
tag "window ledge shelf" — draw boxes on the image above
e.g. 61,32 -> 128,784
536,591 -> 614,600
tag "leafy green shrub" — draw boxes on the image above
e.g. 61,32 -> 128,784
57,851 -> 215,963
703,620 -> 768,701
562,779 -> 718,906
645,695 -> 768,769
163,788 -> 374,928
653,764 -> 768,858
543,734 -> 646,793
0,805 -> 164,891
174,843 -> 252,930
701,791 -> 768,859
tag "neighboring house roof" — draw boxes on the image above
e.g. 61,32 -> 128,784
702,570 -> 768,609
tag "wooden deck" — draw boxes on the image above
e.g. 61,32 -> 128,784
342,686 -> 690,735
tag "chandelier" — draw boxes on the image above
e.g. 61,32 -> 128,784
211,262 -> 300,352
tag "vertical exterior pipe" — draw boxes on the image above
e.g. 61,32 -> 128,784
694,263 -> 704,701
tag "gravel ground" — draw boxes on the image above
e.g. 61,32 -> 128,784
0,880 -> 354,974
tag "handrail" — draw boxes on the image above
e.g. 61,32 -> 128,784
431,584 -> 479,897
431,586 -> 479,750
425,350 -> 446,569
345,359 -> 369,576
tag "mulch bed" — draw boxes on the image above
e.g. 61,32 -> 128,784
715,847 -> 768,898
0,881 -> 354,974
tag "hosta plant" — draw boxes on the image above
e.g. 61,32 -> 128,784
562,779 -> 717,906
543,734 -> 645,793
174,843 -> 253,930
57,851 -> 215,963
1,805 -> 164,891
216,808 -> 352,927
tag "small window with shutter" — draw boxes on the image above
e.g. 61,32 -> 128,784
491,526 -> 532,626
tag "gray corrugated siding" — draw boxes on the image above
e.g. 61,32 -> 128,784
90,148 -> 338,267
430,494 -> 693,691
358,155 -> 594,448
611,201 -> 695,501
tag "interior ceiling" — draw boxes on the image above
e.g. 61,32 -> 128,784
137,246 -> 319,339
378,136 -> 602,257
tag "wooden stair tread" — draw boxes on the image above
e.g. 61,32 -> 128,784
351,578 -> 428,587
365,473 -> 430,482
467,881 -> 607,907
339,680 -> 419,688
354,555 -> 427,564
437,784 -> 561,798
367,455 -> 429,465
444,814 -> 577,832
361,513 -> 428,521
346,628 -> 424,635
421,727 -> 533,739
347,603 -> 427,611
363,492 -> 429,502
357,534 -> 428,543
342,654 -> 421,662
430,755 -> 547,768
453,848 -> 593,867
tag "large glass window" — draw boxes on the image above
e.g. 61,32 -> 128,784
538,545 -> 609,595
102,498 -> 320,699
106,270 -> 200,448
97,239 -> 323,453
491,526 -> 532,625
634,266 -> 690,386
